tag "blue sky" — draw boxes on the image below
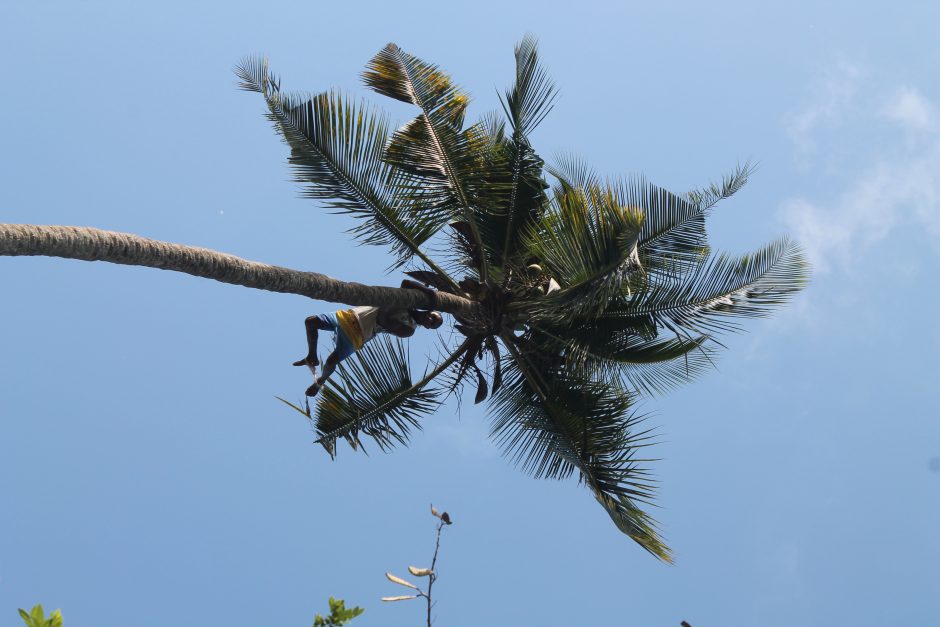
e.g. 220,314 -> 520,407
1,1 -> 938,626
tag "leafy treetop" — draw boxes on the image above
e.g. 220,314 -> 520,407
240,36 -> 808,562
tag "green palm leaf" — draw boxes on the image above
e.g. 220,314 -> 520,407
523,183 -> 644,320
589,336 -> 716,396
314,336 -> 440,455
362,43 -> 492,280
537,322 -> 717,395
501,35 -> 558,136
313,337 -> 474,455
614,237 -> 809,333
635,163 -> 753,271
547,153 -> 601,196
236,57 -> 452,274
491,338 -> 671,561
490,36 -> 556,270
469,116 -> 549,276
685,162 -> 753,210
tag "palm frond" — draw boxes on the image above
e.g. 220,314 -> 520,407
612,237 -> 809,334
636,163 -> 753,272
479,109 -> 507,141
362,44 -> 492,280
473,122 -> 548,274
547,153 -> 601,196
500,35 -> 558,136
483,35 -> 555,272
276,395 -> 312,418
523,183 -> 644,320
594,336 -> 717,396
236,57 -> 449,272
314,336 -> 440,455
685,161 -> 754,212
535,322 -> 717,395
490,338 -> 672,561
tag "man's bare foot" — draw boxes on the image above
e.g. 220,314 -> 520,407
292,357 -> 319,367
305,381 -> 323,397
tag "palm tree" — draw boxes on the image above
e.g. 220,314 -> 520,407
0,38 -> 807,561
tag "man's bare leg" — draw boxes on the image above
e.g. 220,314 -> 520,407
292,316 -> 328,369
306,350 -> 341,397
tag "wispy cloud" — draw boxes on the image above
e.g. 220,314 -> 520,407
779,78 -> 940,273
780,144 -> 940,272
784,59 -> 862,164
881,87 -> 938,132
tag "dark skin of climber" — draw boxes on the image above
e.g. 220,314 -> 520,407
293,279 -> 443,396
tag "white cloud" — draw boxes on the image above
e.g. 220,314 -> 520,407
882,87 -> 938,131
780,79 -> 940,272
785,60 -> 862,162
780,146 -> 940,271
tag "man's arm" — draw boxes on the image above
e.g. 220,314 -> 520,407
373,279 -> 441,337
377,310 -> 417,338
400,279 -> 439,309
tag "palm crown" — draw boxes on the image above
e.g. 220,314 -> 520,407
237,37 -> 808,562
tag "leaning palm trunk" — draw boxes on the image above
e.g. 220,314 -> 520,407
0,223 -> 477,314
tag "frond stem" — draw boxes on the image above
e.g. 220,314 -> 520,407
388,46 -> 490,283
499,129 -> 526,283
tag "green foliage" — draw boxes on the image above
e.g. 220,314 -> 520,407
16,600 -> 362,627
613,237 -> 808,334
235,58 -> 449,274
362,43 -> 494,281
523,181 -> 645,320
488,35 -> 556,271
542,322 -> 717,396
314,336 -> 442,455
252,37 -> 809,561
18,605 -> 63,627
639,163 -> 753,274
490,350 -> 669,560
312,597 -> 364,627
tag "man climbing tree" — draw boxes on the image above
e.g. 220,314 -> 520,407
294,280 -> 443,396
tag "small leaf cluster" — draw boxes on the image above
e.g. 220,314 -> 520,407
18,605 -> 62,627
312,597 -> 364,627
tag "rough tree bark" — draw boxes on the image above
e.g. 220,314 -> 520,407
0,224 -> 478,315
